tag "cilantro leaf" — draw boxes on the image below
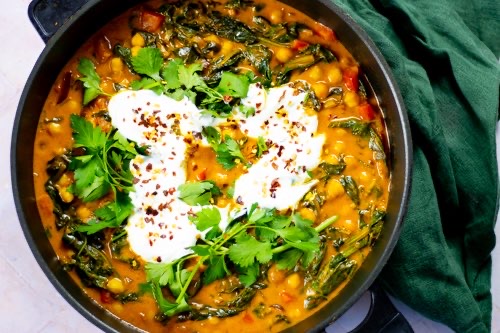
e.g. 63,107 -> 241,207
178,181 -> 221,206
203,255 -> 228,285
77,58 -> 108,105
276,248 -> 303,270
215,71 -> 250,97
190,207 -> 221,231
151,282 -> 190,317
202,127 -> 246,169
228,233 -> 273,267
237,262 -> 259,287
131,47 -> 163,81
130,77 -> 163,94
178,62 -> 205,89
161,59 -> 183,89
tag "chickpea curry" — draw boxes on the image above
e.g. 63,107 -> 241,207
33,0 -> 390,332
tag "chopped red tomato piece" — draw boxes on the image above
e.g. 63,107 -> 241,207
313,24 -> 337,42
242,312 -> 254,323
133,9 -> 165,33
100,290 -> 113,304
291,39 -> 310,51
358,103 -> 376,121
196,169 -> 207,181
343,67 -> 359,91
279,290 -> 295,303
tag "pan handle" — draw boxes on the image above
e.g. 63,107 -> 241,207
348,282 -> 414,333
28,0 -> 90,43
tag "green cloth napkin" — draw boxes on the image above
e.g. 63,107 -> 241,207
332,0 -> 500,331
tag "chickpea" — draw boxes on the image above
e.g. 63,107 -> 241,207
76,206 -> 93,220
107,277 -> 125,294
131,33 -> 145,47
57,173 -> 72,187
299,207 -> 316,222
275,47 -> 294,63
61,99 -> 81,114
110,57 -> 124,74
269,9 -> 283,24
59,188 -> 74,203
286,273 -> 302,289
308,66 -> 322,81
312,82 -> 329,99
327,66 -> 342,84
47,122 -> 62,136
344,90 -> 360,108
326,180 -> 344,199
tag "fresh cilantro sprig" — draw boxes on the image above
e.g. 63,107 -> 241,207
202,126 -> 247,169
145,204 -> 338,318
77,58 -> 112,105
69,115 -> 144,234
177,181 -> 221,206
127,48 -> 251,116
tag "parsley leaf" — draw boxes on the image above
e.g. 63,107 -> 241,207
71,112 -> 107,152
77,58 -> 109,105
178,181 -> 221,206
131,47 -> 163,81
228,233 -> 273,267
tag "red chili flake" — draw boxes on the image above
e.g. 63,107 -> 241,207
152,191 -> 158,196
156,256 -> 162,262
158,223 -> 165,228
133,178 -> 140,184
156,184 -> 161,190
172,171 -> 177,176
271,162 -> 278,170
169,235 -> 174,240
145,206 -> 159,216
149,240 -> 153,246
133,163 -> 139,170
163,190 -> 169,196
142,179 -> 151,184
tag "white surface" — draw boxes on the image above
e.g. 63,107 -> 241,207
0,0 -> 498,332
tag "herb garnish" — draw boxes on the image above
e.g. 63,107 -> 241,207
69,115 -> 143,233
77,58 -> 111,105
145,204 -> 338,317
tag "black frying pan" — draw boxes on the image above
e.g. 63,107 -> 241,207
12,0 -> 413,332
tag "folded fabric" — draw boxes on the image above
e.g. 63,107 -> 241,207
332,0 -> 500,331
